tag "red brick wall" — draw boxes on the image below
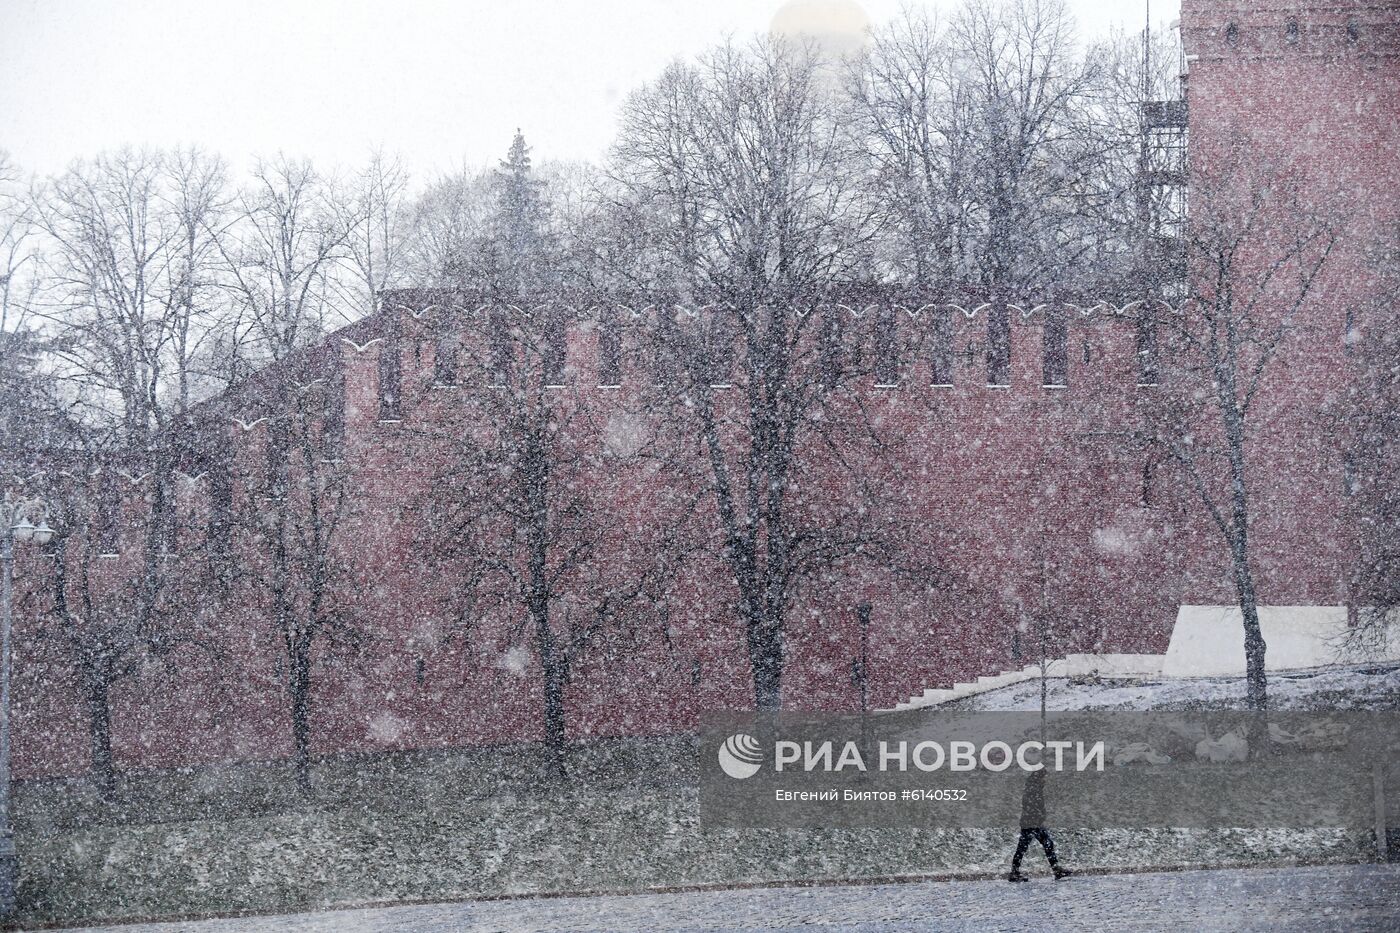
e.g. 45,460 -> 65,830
8,0 -> 1398,781
1181,0 -> 1400,604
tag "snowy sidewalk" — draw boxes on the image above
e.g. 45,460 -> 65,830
61,863 -> 1400,932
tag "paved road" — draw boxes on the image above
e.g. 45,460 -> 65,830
64,863 -> 1400,932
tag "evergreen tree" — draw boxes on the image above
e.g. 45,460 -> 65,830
487,131 -> 554,294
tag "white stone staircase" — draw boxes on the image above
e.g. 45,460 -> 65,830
883,653 -> 1166,713
882,605 -> 1400,714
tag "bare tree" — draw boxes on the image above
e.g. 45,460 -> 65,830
402,167 -> 496,288
0,152 -> 56,449
214,156 -> 358,790
0,153 -> 39,338
36,457 -> 151,797
424,135 -> 683,775
608,39 -> 935,711
29,150 -> 225,791
218,156 -> 349,373
1151,153 -> 1338,711
35,150 -> 176,440
849,0 -> 1102,297
954,0 -> 1108,294
162,147 -> 230,413
240,380 -> 352,792
428,304 -> 683,777
335,150 -> 411,317
611,39 -> 873,295
1334,224 -> 1400,655
34,147 -> 229,431
847,7 -> 975,287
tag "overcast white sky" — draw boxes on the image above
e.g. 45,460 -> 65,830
1,0 -> 1180,183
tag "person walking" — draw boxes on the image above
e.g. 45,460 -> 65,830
1008,769 -> 1073,882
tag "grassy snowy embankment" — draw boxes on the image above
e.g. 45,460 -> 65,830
12,662 -> 1398,928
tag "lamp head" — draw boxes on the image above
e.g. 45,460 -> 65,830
11,518 -> 35,543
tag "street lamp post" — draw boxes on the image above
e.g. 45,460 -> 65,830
0,494 -> 53,917
853,602 -> 872,716
852,602 -> 873,772
851,602 -> 862,711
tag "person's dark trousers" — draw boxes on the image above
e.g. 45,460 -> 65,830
1011,827 -> 1059,871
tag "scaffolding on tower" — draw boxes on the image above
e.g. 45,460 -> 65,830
1135,10 -> 1189,300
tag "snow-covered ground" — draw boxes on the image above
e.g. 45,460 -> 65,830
61,863 -> 1400,933
948,661 -> 1400,712
21,663 -> 1396,929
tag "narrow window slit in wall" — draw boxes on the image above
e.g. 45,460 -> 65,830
987,307 -> 1011,387
543,314 -> 567,388
378,330 -> 402,420
95,467 -> 120,556
265,414 -> 290,500
1136,313 -> 1160,386
1042,307 -> 1068,388
874,307 -> 898,387
930,307 -> 954,386
819,308 -> 842,384
598,309 -> 622,388
656,308 -> 681,390
433,333 -> 459,387
490,315 -> 512,389
709,310 -> 737,388
207,452 -> 232,558
322,359 -> 345,461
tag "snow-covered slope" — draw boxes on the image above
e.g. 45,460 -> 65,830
884,653 -> 1166,712
942,661 -> 1400,712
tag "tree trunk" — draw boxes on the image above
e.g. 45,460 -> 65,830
139,444 -> 171,636
85,678 -> 115,800
541,645 -> 567,780
522,426 -> 568,780
1223,396 -> 1268,712
289,651 -> 312,793
1232,550 -> 1268,712
748,616 -> 783,711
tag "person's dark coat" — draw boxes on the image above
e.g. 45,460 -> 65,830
1020,770 -> 1046,829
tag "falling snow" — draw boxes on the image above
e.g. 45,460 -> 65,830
1,0 -> 1397,929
